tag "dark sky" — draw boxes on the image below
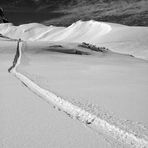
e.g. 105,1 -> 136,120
0,0 -> 148,26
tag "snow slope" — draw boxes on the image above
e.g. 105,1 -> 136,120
0,20 -> 148,59
1,20 -> 148,147
0,21 -> 110,41
0,41 -> 110,148
8,39 -> 148,148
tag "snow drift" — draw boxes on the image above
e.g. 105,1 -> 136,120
0,20 -> 111,42
0,20 -> 148,59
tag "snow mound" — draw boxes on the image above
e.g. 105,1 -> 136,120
1,20 -> 148,59
0,20 -> 111,42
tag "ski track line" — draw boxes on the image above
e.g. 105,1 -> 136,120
9,39 -> 148,148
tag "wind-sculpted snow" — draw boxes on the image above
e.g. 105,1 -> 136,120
1,20 -> 148,59
0,20 -> 111,42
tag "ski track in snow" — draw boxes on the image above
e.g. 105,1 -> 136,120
7,38 -> 148,148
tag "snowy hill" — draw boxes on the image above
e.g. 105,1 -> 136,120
0,20 -> 148,59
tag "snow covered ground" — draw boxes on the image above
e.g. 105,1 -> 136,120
0,20 -> 148,147
0,41 -> 110,148
0,21 -> 148,59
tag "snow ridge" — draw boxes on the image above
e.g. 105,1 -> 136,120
0,21 -> 111,42
9,40 -> 148,148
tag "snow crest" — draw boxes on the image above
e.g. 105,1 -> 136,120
0,20 -> 111,42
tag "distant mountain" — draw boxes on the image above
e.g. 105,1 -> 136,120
0,0 -> 148,26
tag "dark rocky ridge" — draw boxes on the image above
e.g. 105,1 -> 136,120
0,0 -> 148,26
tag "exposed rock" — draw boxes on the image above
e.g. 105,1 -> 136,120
79,42 -> 109,53
0,7 -> 8,23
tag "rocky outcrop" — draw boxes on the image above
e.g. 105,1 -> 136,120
0,7 -> 8,23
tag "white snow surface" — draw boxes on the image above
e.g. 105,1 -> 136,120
0,21 -> 111,42
0,20 -> 148,59
1,20 -> 148,147
10,39 -> 148,148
